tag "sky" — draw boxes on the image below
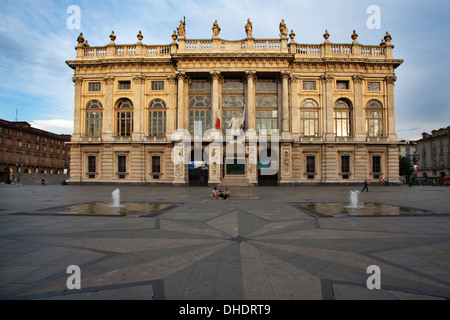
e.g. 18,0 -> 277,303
0,0 -> 449,140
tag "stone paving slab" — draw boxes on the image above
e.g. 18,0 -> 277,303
0,184 -> 449,301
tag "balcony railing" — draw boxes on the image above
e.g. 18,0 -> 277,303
75,38 -> 394,61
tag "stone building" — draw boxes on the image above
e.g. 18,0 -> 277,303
416,126 -> 450,179
66,20 -> 403,186
0,119 -> 71,183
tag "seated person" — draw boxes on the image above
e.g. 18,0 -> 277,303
211,187 -> 218,199
224,188 -> 230,199
218,188 -> 224,199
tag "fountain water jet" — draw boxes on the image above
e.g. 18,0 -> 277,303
111,188 -> 123,207
348,190 -> 361,208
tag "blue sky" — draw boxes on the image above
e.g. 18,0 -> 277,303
0,0 -> 449,140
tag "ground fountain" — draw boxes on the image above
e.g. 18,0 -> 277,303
41,188 -> 177,217
292,188 -> 433,217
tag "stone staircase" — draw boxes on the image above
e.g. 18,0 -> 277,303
218,176 -> 259,199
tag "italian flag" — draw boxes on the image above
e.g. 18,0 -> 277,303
215,101 -> 221,129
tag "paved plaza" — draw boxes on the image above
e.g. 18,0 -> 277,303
0,183 -> 449,301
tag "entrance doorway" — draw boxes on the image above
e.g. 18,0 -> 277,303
188,148 -> 208,186
258,148 -> 278,186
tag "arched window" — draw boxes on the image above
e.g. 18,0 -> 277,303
256,79 -> 278,133
85,100 -> 103,137
116,98 -> 133,136
365,100 -> 383,137
222,80 -> 245,132
149,99 -> 166,137
334,99 -> 352,137
189,80 -> 211,134
300,99 -> 319,137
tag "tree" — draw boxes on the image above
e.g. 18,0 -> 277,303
399,156 -> 413,177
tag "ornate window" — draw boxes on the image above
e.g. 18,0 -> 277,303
365,100 -> 383,137
334,99 -> 352,137
222,80 -> 245,132
85,100 -> 103,137
116,98 -> 133,136
148,99 -> 166,137
256,80 -> 278,133
189,80 -> 211,134
300,99 -> 319,136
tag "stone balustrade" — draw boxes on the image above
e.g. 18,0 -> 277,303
75,37 -> 393,60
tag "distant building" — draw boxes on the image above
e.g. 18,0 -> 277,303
399,140 -> 417,165
416,126 -> 450,178
0,119 -> 71,183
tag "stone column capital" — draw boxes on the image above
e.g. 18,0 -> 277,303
352,74 -> 365,83
103,76 -> 115,85
385,75 -> 397,85
320,74 -> 335,83
72,76 -> 83,87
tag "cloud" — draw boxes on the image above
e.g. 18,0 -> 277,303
30,119 -> 74,135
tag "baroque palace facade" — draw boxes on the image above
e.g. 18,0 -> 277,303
66,19 -> 403,186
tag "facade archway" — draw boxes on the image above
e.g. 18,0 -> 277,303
258,147 -> 279,186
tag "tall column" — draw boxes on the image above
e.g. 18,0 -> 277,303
353,74 -> 365,141
132,74 -> 145,141
176,72 -> 186,130
210,71 -> 221,130
72,76 -> 83,141
321,74 -> 335,141
245,71 -> 256,131
290,74 -> 300,134
386,75 -> 398,142
103,76 -> 115,141
281,71 -> 290,133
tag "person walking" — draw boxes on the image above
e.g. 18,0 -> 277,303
362,179 -> 369,192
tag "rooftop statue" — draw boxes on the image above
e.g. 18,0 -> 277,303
212,20 -> 221,37
279,19 -> 288,38
177,17 -> 186,38
245,19 -> 253,38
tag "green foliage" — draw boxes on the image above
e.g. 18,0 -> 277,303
399,156 -> 413,176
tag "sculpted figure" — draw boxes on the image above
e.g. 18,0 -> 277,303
245,19 -> 253,38
279,19 -> 288,37
177,17 -> 186,38
212,20 -> 221,37
226,112 -> 245,136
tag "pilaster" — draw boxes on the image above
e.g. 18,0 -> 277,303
245,71 -> 256,131
72,76 -> 83,141
321,74 -> 335,141
103,76 -> 115,141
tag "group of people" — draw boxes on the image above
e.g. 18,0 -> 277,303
379,177 -> 389,186
211,187 -> 231,200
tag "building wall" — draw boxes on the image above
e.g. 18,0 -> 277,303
67,27 -> 403,185
416,127 -> 450,178
0,120 -> 71,183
